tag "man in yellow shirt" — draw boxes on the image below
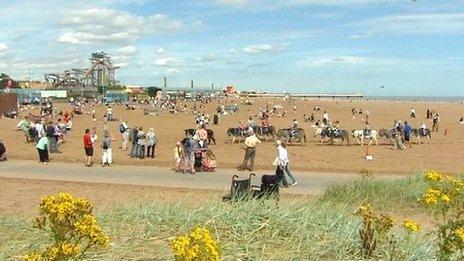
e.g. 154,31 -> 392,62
239,131 -> 261,171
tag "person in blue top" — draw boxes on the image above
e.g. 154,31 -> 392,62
403,121 -> 413,148
36,134 -> 49,164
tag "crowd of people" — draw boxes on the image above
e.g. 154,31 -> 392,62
4,92 -> 457,190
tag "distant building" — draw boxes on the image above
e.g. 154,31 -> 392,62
17,80 -> 53,90
124,85 -> 145,94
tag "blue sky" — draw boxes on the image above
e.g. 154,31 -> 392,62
0,0 -> 463,96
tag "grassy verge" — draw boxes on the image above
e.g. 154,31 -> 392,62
1,175 -> 436,260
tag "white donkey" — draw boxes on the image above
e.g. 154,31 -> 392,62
351,129 -> 378,146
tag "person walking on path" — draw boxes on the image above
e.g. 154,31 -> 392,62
403,121 -> 413,148
275,140 -> 298,186
239,131 -> 261,171
146,128 -> 158,158
119,120 -> 129,151
101,130 -> 113,167
83,128 -> 95,167
36,133 -> 49,164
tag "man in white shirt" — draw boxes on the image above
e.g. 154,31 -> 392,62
239,131 -> 261,171
276,140 -> 298,186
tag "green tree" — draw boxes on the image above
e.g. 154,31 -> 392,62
147,87 -> 161,97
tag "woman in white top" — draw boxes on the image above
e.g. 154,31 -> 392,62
146,128 -> 157,158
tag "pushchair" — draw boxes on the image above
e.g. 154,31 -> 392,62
222,173 -> 279,202
193,149 -> 217,172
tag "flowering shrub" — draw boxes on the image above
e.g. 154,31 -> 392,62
171,226 -> 219,261
420,170 -> 464,260
24,192 -> 109,260
355,203 -> 394,257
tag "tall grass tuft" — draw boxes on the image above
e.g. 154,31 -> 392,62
1,176 -> 436,260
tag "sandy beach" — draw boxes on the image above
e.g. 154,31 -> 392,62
1,98 -> 463,175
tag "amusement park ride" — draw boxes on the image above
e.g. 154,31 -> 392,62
44,51 -> 119,91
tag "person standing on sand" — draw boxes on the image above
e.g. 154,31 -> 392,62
0,139 -> 6,162
196,124 -> 208,148
36,133 -> 49,164
181,134 -> 197,174
403,121 -> 413,148
393,123 -> 406,150
146,128 -> 157,158
129,124 -> 138,158
174,141 -> 183,172
432,113 -> 440,132
119,120 -> 130,151
137,126 -> 146,159
21,116 -> 31,143
322,111 -> 329,125
35,120 -> 44,143
83,129 -> 95,167
101,130 -> 113,167
410,108 -> 416,119
239,130 -> 261,171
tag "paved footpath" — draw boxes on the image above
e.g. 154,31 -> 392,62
0,160 -> 404,195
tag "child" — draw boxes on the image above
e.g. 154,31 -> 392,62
202,150 -> 217,172
174,142 -> 183,172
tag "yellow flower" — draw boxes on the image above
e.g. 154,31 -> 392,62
424,171 -> 443,182
455,227 -> 464,242
403,220 -> 420,233
24,251 -> 41,261
172,226 -> 219,261
440,194 -> 451,203
422,188 -> 442,205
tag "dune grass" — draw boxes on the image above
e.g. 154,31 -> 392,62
1,175 -> 436,260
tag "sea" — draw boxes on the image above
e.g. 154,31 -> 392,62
365,96 -> 464,103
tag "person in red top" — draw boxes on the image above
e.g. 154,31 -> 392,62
83,128 -> 94,167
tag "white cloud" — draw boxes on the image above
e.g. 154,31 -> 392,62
243,44 -> 279,54
354,13 -> 464,35
117,45 -> 137,55
289,0 -> 400,6
0,43 -> 9,57
217,0 -> 402,8
298,56 -> 370,67
114,62 -> 128,68
154,57 -> 184,67
58,8 -> 182,44
156,48 -> 166,54
195,53 -> 218,62
166,68 -> 179,76
217,0 -> 249,6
